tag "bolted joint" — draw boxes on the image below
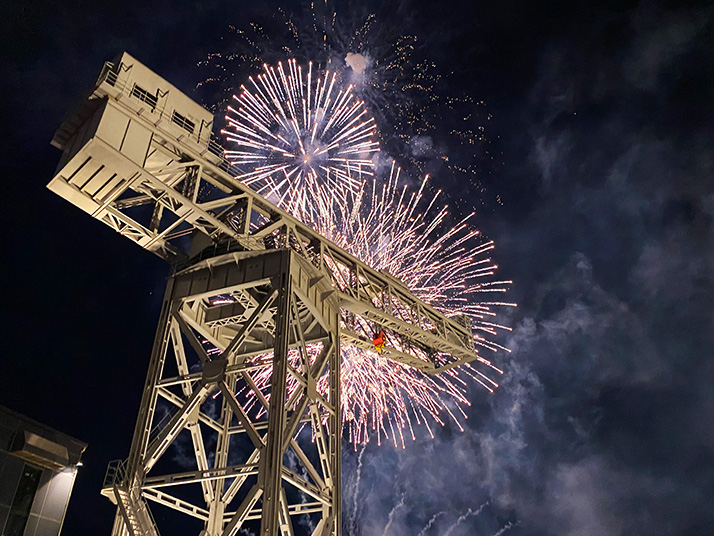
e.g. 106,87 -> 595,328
202,358 -> 227,383
307,374 -> 318,401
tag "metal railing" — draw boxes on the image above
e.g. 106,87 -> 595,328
95,61 -> 242,177
104,458 -> 163,536
144,500 -> 162,536
104,458 -> 127,488
170,110 -> 195,134
148,406 -> 179,444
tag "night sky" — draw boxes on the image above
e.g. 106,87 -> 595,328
2,0 -> 713,535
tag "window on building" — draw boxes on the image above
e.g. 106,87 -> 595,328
130,84 -> 158,110
171,111 -> 195,135
4,464 -> 42,536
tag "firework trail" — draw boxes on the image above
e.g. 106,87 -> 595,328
417,512 -> 446,536
489,522 -> 518,536
443,502 -> 489,536
222,59 -> 379,219
381,492 -> 406,536
351,444 -> 367,522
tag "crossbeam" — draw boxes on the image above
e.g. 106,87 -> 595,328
99,247 -> 341,536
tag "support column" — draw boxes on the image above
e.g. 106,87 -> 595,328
102,250 -> 342,536
260,264 -> 292,535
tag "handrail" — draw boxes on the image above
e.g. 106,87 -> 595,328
94,62 -> 242,177
104,458 -> 127,488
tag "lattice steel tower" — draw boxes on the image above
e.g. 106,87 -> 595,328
47,53 -> 484,536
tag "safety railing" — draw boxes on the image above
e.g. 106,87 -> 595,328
95,61 -> 242,177
144,500 -> 162,536
104,458 -> 163,536
104,458 -> 127,488
170,110 -> 195,134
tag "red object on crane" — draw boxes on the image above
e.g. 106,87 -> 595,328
372,330 -> 386,354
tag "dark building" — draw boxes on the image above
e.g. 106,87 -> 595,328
0,406 -> 86,536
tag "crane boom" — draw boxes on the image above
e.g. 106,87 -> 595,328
48,52 -> 483,374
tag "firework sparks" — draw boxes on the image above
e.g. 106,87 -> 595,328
209,20 -> 512,447
222,59 -> 379,219
306,164 -> 514,446
218,160 -> 513,447
199,3 -> 496,206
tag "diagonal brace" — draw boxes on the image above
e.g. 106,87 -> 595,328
144,381 -> 211,472
221,289 -> 277,361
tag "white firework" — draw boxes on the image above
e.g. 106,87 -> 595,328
223,59 -> 380,219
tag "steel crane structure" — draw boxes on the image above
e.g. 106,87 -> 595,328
47,53 -> 487,536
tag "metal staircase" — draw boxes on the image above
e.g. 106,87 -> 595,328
112,485 -> 160,536
103,459 -> 160,536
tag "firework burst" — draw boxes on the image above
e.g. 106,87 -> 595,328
208,12 -> 512,447
219,161 -> 513,447
199,2 -> 498,207
307,164 -> 513,445
222,59 -> 379,219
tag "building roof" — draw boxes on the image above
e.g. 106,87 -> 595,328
0,406 -> 87,470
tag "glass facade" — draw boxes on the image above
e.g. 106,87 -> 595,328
0,407 -> 86,536
4,464 -> 42,536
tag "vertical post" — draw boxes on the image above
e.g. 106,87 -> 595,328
329,329 -> 342,534
206,375 -> 232,534
260,260 -> 292,534
111,278 -> 174,536
126,279 -> 174,481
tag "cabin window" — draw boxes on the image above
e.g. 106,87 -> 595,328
130,84 -> 158,110
171,111 -> 195,134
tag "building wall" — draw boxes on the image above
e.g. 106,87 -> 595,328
0,408 -> 85,536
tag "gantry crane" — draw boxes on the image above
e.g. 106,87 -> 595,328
47,52 -> 489,536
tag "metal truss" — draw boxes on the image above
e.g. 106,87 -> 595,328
102,249 -> 341,535
48,57 -> 488,374
47,54 -> 496,536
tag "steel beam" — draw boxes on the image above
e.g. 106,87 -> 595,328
46,54 -> 506,536
102,250 -> 341,535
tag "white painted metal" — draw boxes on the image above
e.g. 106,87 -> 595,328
48,53 -> 482,375
48,53 -> 485,535
100,249 -> 341,535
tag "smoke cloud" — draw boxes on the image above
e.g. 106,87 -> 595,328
341,2 -> 714,535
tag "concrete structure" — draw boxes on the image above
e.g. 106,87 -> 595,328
0,406 -> 86,536
46,53 -> 482,536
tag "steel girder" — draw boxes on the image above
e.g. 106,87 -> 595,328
48,57 -> 487,373
102,250 -> 341,535
46,55 -> 503,536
